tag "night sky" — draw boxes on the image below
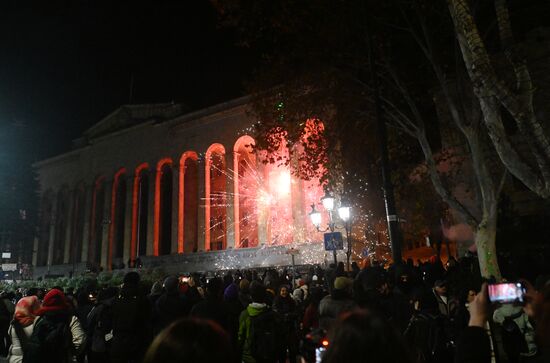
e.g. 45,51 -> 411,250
0,0 -> 256,162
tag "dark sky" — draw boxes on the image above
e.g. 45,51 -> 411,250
0,0 -> 256,162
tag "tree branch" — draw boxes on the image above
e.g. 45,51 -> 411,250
417,130 -> 479,225
494,0 -> 532,97
447,0 -> 550,197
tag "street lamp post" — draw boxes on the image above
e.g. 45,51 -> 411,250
338,206 -> 352,271
309,193 -> 353,269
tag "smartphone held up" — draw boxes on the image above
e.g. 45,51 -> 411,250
488,282 -> 525,304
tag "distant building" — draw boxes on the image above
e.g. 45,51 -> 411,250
32,97 -> 329,277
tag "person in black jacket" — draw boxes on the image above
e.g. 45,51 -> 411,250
87,287 -> 118,363
153,276 -> 187,335
222,282 -> 244,355
322,309 -> 412,363
110,272 -> 152,363
457,280 -> 550,363
272,285 -> 298,363
455,283 -> 492,363
190,277 -> 228,330
144,318 -> 233,363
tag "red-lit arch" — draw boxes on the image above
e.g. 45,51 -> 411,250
108,168 -> 127,269
205,143 -> 226,251
233,135 -> 258,248
131,162 -> 149,260
154,158 -> 173,256
178,151 -> 199,253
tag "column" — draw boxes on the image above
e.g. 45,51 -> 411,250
171,163 -> 179,254
257,163 -> 270,246
122,173 -> 134,265
291,155 -> 306,243
146,169 -> 156,256
80,184 -> 93,263
32,235 -> 39,267
100,180 -> 112,269
197,158 -> 206,252
46,199 -> 58,270
225,150 -> 235,249
63,191 -> 75,264
233,151 -> 240,248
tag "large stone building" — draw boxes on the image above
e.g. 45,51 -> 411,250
32,97 -> 331,278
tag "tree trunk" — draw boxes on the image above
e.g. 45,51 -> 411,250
474,207 -> 502,280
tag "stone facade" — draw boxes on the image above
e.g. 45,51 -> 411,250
32,97 -> 329,278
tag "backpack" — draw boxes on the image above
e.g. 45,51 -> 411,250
249,310 -> 281,363
404,313 -> 453,363
24,315 -> 72,363
502,311 -> 528,354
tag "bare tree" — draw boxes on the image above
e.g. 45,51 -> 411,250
447,0 -> 550,198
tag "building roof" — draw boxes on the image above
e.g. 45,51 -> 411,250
34,96 -> 251,168
83,102 -> 187,140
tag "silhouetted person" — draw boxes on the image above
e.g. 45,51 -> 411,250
143,318 -> 233,363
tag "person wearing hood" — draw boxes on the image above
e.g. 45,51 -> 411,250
7,296 -> 40,363
238,281 -> 281,363
24,289 -> 86,363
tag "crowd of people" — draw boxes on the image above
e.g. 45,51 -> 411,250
0,253 -> 547,363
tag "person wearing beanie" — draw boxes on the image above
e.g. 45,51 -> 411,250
318,277 -> 356,331
111,272 -> 152,363
24,289 -> 86,363
7,296 -> 40,363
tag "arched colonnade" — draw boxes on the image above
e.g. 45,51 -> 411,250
35,135 -> 324,270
